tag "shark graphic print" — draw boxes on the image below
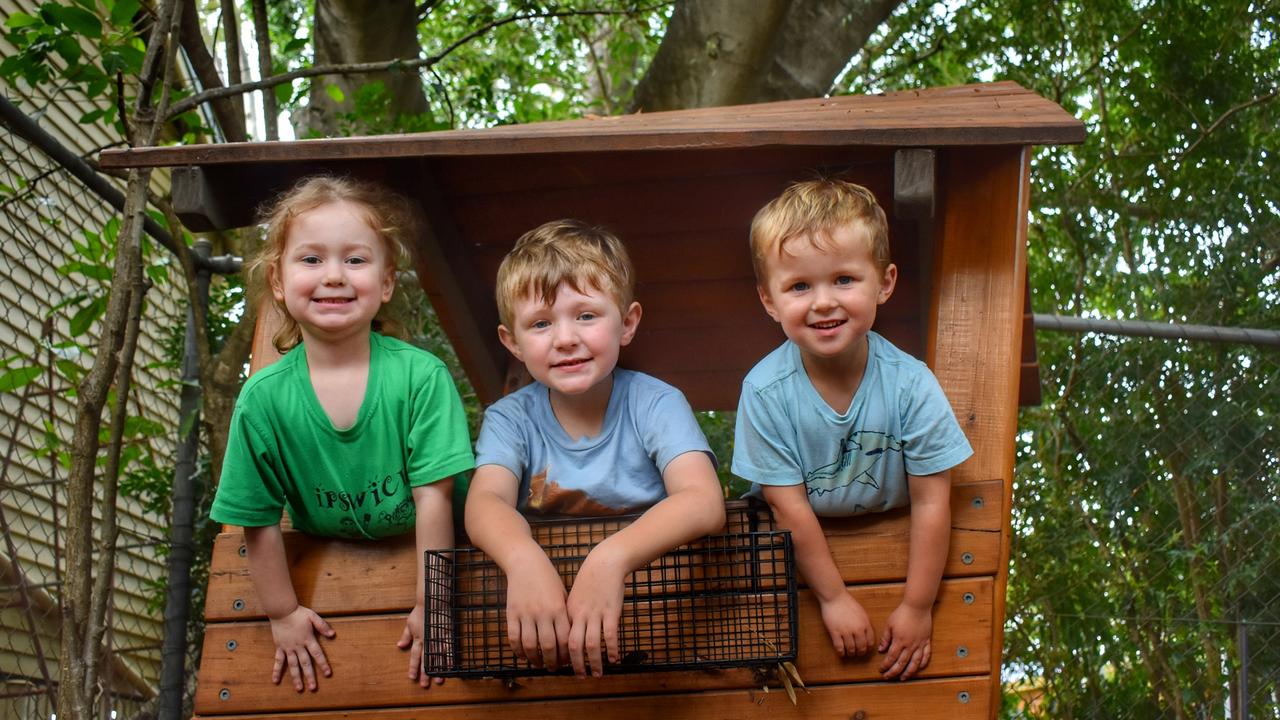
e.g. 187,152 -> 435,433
803,430 -> 905,514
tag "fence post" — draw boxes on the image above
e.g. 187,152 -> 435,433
1237,620 -> 1249,720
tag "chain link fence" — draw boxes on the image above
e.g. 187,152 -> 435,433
1006,328 -> 1279,718
1,109 -> 191,718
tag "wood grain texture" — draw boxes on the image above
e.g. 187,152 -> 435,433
197,676 -> 990,720
103,82 -> 1082,169
928,146 -> 1031,720
195,578 -> 992,714
205,480 -> 1000,622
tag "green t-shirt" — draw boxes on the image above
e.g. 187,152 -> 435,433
211,334 -> 475,539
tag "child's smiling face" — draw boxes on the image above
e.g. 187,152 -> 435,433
498,281 -> 641,402
757,221 -> 897,369
269,200 -> 396,346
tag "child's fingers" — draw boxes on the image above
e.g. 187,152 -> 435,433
536,616 -> 561,671
307,638 -> 332,679
507,616 -> 525,660
407,635 -> 422,681
828,628 -> 847,657
554,614 -> 571,669
520,621 -> 541,666
272,648 -> 286,685
584,616 -> 604,677
285,650 -> 304,692
603,613 -> 620,665
311,613 -> 336,639
397,622 -> 413,650
567,618 -> 588,677
877,625 -> 892,653
899,643 -> 929,680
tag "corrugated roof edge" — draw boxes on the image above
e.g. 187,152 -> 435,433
100,82 -> 1085,169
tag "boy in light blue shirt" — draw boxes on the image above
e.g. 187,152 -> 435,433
466,220 -> 725,679
732,179 -> 972,681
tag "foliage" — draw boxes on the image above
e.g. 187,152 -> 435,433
843,0 -> 1278,715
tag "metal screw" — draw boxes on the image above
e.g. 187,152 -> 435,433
961,552 -> 974,565
963,592 -> 975,604
238,544 -> 247,557
971,496 -> 984,508
957,691 -> 970,703
232,598 -> 245,611
219,689 -> 231,701
226,639 -> 237,651
956,645 -> 969,658
852,712 -> 867,720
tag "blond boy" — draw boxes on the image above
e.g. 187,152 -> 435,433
465,220 -> 725,678
732,179 -> 972,681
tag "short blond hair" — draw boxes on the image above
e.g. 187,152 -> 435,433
246,175 -> 414,353
495,219 -> 634,327
750,178 -> 891,281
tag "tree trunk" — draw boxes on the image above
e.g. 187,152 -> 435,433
631,0 -> 905,111
299,0 -> 428,136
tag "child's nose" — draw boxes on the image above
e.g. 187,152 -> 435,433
552,324 -> 577,348
811,288 -> 836,311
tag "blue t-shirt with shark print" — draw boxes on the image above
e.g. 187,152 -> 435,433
732,332 -> 972,517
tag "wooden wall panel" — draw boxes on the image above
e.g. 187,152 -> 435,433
206,481 -> 1000,622
928,146 -> 1031,719
196,578 -> 991,715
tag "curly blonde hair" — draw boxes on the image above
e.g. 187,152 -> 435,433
246,175 -> 415,353
495,219 -> 635,328
750,178 -> 891,281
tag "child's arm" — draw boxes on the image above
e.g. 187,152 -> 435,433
566,451 -> 724,677
878,470 -> 950,680
397,479 -> 453,688
763,484 -> 874,658
465,464 -> 570,671
243,523 -> 337,692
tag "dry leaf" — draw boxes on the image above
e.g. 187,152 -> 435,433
782,661 -> 808,692
780,666 -> 797,705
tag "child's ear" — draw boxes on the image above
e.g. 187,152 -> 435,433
497,324 -> 523,361
267,263 -> 285,303
380,265 -> 396,304
618,301 -> 643,347
877,264 -> 898,305
757,285 -> 780,322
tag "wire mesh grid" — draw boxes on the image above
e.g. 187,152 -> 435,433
424,506 -> 796,678
1,105 -> 187,717
1006,332 -> 1279,718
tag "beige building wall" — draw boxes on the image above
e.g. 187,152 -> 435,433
1,0 -> 190,712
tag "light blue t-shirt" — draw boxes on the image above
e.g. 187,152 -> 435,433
732,332 -> 972,517
475,369 -> 714,516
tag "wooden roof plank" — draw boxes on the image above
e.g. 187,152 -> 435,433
100,82 -> 1084,170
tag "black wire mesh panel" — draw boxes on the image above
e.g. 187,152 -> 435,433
423,506 -> 796,678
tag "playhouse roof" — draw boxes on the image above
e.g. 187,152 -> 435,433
101,81 -> 1083,409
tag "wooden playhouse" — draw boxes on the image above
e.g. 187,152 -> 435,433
101,81 -> 1083,719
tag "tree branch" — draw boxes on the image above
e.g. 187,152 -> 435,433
167,3 -> 670,120
1178,88 -> 1280,161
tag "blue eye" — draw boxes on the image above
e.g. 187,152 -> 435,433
835,276 -> 854,286
301,255 -> 321,265
790,282 -> 810,292
346,256 -> 368,265
578,312 -> 597,321
531,320 -> 551,330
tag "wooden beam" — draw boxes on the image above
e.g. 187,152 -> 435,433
394,162 -> 507,404
928,146 -> 1031,720
196,578 -> 992,714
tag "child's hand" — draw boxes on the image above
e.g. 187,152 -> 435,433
397,603 -> 444,688
268,605 -> 336,692
565,548 -> 626,677
506,560 -> 570,671
818,591 -> 874,657
878,603 -> 933,680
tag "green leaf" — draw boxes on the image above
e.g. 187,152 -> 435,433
53,33 -> 80,65
45,4 -> 102,38
109,0 -> 140,27
68,294 -> 107,337
5,11 -> 41,28
0,366 -> 42,393
324,84 -> 345,104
